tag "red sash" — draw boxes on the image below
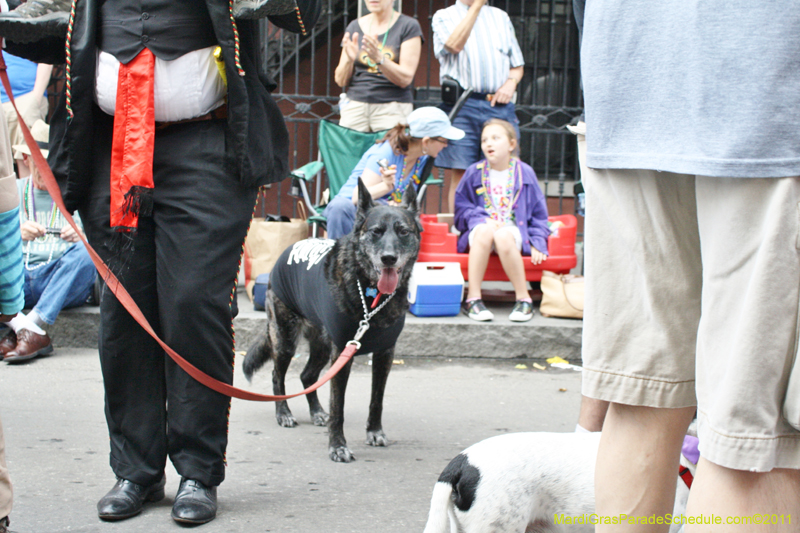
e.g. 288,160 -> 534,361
109,48 -> 156,232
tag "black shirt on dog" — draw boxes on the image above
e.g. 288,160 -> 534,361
270,239 -> 406,355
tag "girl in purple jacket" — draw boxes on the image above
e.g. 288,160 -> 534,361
454,119 -> 550,322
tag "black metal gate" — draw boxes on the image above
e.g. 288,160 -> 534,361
267,0 -> 584,220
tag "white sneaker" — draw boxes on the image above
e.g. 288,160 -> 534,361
509,300 -> 534,322
462,299 -> 493,321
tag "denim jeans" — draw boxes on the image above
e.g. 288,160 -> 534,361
436,98 -> 520,170
323,194 -> 357,240
23,241 -> 96,325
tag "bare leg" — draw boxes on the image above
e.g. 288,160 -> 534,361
493,230 -> 529,300
685,459 -> 800,532
596,403 -> 695,532
446,168 -> 466,214
578,395 -> 609,432
466,225 -> 494,300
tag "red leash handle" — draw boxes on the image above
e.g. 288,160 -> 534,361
0,50 -> 356,402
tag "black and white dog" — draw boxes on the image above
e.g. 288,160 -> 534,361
243,179 -> 422,462
424,432 -> 695,533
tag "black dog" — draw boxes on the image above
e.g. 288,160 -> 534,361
243,178 -> 422,462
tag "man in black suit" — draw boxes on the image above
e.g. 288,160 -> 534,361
5,0 -> 319,525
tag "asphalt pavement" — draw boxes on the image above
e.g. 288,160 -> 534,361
0,347 -> 583,533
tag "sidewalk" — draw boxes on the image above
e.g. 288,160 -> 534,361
46,282 -> 584,362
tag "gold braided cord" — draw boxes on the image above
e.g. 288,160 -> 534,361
64,0 -> 78,118
228,0 -> 246,76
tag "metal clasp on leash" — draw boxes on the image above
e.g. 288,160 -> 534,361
345,320 -> 370,352
354,319 -> 370,342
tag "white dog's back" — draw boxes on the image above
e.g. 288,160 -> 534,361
424,431 -> 694,533
424,432 -> 600,533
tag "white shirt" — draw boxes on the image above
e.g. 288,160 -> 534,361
95,46 -> 226,123
487,168 -> 514,224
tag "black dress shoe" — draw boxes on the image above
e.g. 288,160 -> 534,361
171,478 -> 217,525
97,476 -> 166,521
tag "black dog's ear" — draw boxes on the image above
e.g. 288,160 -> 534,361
400,184 -> 423,232
353,177 -> 375,233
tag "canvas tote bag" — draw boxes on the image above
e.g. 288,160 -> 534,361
539,270 -> 584,319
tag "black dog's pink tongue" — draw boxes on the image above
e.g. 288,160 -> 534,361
377,267 -> 399,294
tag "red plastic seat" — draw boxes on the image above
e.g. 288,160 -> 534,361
418,214 -> 578,282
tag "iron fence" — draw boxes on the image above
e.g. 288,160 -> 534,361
43,2 -> 584,223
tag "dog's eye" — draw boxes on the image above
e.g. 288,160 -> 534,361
396,227 -> 410,237
370,227 -> 385,236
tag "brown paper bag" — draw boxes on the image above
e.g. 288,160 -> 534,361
243,217 -> 309,300
539,270 -> 584,319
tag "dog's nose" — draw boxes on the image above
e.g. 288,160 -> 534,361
381,254 -> 397,266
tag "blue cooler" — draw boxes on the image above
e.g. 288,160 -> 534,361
407,263 -> 464,317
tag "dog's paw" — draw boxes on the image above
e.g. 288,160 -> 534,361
329,446 -> 355,463
276,414 -> 298,427
311,410 -> 329,426
366,430 -> 389,447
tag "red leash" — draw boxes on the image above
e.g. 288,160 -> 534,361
679,466 -> 694,489
0,50 -> 358,402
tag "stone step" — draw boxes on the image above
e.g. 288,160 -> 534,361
44,286 -> 584,362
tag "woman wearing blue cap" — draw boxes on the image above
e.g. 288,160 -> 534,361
324,107 -> 464,239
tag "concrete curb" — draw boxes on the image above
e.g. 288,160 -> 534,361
45,292 -> 584,361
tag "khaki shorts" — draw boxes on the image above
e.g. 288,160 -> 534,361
468,224 -> 522,252
580,167 -> 800,472
338,99 -> 412,132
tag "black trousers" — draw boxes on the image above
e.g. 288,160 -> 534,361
82,113 -> 257,487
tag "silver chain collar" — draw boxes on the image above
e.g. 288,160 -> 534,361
353,278 -> 396,343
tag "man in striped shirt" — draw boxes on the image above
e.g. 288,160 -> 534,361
432,0 -> 524,213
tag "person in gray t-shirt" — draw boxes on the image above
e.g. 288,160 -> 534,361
334,0 -> 422,132
579,2 -> 800,530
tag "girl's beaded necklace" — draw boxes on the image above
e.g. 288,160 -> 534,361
481,159 -> 521,223
23,178 -> 59,271
390,155 -> 425,203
